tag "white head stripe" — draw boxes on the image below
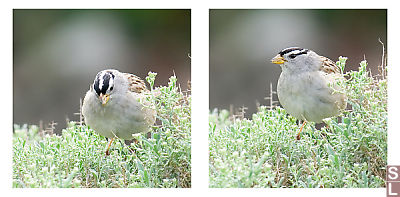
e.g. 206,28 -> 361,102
98,71 -> 106,90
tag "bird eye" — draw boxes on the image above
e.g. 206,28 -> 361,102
289,54 -> 297,59
110,86 -> 114,91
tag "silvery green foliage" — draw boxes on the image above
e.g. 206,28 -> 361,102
209,57 -> 387,188
13,73 -> 191,188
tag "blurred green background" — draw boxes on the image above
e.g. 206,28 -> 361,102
210,9 -> 387,118
13,9 -> 191,133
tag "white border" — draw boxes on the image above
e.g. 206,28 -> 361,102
2,1 -> 398,197
192,5 -> 209,190
387,4 -> 400,165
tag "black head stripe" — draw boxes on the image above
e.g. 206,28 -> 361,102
279,47 -> 304,56
288,49 -> 309,58
101,74 -> 111,95
295,49 -> 309,56
109,72 -> 115,79
93,78 -> 101,96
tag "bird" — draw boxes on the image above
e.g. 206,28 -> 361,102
271,47 -> 346,140
82,69 -> 156,155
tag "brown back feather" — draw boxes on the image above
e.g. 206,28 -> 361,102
124,73 -> 148,93
320,56 -> 340,74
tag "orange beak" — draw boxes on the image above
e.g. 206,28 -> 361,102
99,93 -> 110,106
271,54 -> 286,64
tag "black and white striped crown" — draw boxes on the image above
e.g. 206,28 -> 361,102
93,70 -> 115,96
279,47 -> 310,59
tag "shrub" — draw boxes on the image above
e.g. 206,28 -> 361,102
13,72 -> 191,188
209,57 -> 387,188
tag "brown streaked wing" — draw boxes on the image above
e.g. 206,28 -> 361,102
320,56 -> 340,74
124,73 -> 148,93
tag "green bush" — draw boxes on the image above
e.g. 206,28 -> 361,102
209,57 -> 387,188
13,73 -> 191,188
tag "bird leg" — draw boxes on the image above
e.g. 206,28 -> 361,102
296,121 -> 307,140
124,139 -> 139,155
105,138 -> 114,156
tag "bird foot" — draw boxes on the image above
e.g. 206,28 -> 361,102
296,133 -> 301,140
